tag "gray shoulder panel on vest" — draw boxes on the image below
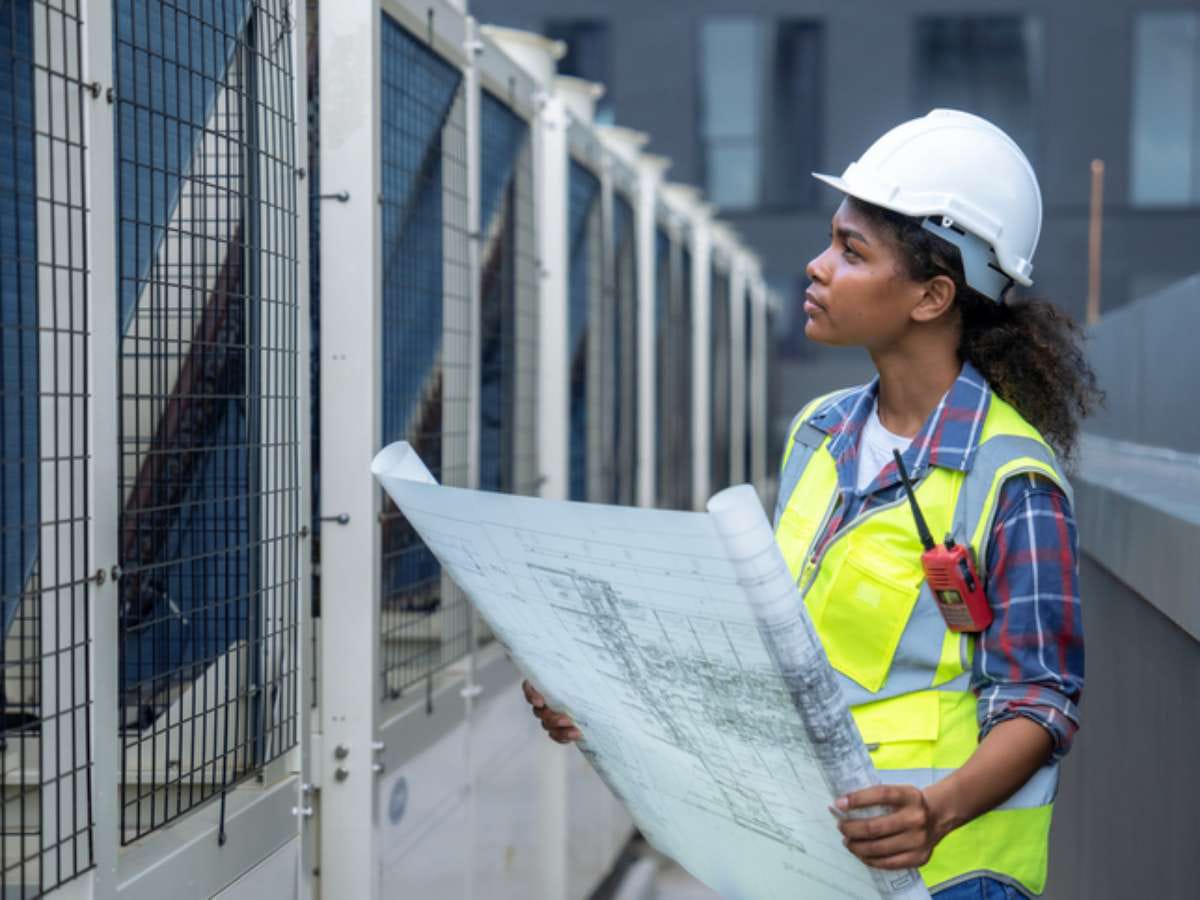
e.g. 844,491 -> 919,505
773,389 -> 855,527
954,435 -> 1073,581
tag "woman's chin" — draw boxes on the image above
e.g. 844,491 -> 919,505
803,317 -> 835,345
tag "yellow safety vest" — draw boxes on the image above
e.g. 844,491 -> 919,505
774,389 -> 1072,897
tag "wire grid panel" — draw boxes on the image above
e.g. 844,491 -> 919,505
377,16 -> 472,699
113,0 -> 302,843
610,190 -> 638,507
566,159 -> 601,502
478,89 -> 537,497
709,264 -> 732,492
1,0 -> 94,892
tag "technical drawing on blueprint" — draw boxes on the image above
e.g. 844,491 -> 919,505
372,442 -> 930,900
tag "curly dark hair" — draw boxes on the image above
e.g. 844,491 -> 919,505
848,197 -> 1103,463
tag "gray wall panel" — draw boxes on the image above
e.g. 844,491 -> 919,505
1046,556 -> 1200,900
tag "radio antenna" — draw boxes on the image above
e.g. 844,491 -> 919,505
892,450 -> 935,552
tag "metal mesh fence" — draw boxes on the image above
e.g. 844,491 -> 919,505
611,191 -> 638,506
377,16 -> 471,699
114,0 -> 302,843
479,90 -> 537,497
710,265 -> 731,492
567,159 -> 600,502
1,0 -> 94,891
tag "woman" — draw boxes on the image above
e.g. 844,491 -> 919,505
524,109 -> 1097,898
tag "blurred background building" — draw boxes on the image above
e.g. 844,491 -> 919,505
472,0 -> 1200,456
1,1 -> 1198,899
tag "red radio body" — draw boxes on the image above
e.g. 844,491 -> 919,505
892,450 -> 993,634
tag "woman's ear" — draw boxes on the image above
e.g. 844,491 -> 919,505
911,274 -> 957,323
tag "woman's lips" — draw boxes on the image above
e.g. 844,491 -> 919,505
804,291 -> 826,315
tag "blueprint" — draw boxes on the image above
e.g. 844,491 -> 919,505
372,442 -> 930,900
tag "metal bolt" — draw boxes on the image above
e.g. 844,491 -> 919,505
334,744 -> 349,760
334,767 -> 349,782
372,762 -> 385,775
292,805 -> 315,818
93,568 -> 107,586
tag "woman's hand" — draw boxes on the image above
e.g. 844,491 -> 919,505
522,680 -> 582,744
833,784 -> 947,870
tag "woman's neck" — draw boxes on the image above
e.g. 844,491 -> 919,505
869,341 -> 962,438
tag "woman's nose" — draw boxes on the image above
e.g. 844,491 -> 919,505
806,248 -> 830,284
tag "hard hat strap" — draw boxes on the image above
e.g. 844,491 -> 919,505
921,216 -> 1014,303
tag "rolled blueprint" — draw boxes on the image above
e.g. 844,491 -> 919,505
707,485 -> 930,900
373,442 -> 930,900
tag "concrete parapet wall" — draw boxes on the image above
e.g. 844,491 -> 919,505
1048,274 -> 1200,897
1084,273 -> 1200,453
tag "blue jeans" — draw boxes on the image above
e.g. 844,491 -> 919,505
933,877 -> 1029,899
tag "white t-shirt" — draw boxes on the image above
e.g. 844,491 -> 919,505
856,401 -> 914,493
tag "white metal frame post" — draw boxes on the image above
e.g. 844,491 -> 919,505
84,1 -> 120,894
317,1 -> 382,896
691,206 -> 713,510
288,0 -> 316,894
633,152 -> 666,508
751,276 -> 770,494
729,250 -> 748,487
535,92 -> 569,502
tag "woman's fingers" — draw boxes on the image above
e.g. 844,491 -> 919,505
521,679 -> 546,709
522,681 -> 580,742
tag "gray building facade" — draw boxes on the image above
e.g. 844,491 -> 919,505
469,0 -> 1200,444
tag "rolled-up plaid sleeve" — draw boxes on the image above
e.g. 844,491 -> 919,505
975,473 -> 1085,760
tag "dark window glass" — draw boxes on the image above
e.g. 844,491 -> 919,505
914,16 -> 1042,161
1131,12 -> 1200,206
698,18 -> 822,211
546,20 -> 614,125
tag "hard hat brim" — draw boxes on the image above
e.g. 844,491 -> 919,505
810,171 -> 1034,287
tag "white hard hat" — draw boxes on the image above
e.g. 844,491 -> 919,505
813,109 -> 1042,301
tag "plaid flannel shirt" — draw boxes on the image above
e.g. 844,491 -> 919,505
793,362 -> 1084,759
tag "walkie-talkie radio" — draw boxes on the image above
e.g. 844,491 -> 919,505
892,450 -> 993,633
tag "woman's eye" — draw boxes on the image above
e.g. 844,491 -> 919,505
843,246 -> 860,261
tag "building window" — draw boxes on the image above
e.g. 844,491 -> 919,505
1131,11 -> 1200,206
698,17 -> 823,211
913,16 -> 1043,161
545,20 -> 614,124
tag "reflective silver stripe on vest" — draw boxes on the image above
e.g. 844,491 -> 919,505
952,434 -> 1073,582
772,388 -> 856,527
875,762 -> 1059,811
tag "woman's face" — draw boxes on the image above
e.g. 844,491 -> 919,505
802,199 -> 926,350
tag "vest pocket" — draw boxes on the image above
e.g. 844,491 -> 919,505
815,538 -> 924,693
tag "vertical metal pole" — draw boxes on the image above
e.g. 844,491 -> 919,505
318,1 -> 381,897
533,91 -> 570,900
728,254 -> 747,486
465,22 -> 483,494
535,95 -> 569,502
635,163 -> 657,508
288,0 -> 317,895
1086,158 -> 1105,327
751,277 -> 769,494
84,0 -> 120,894
462,16 -> 483,900
598,154 -> 615,502
691,213 -> 712,510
